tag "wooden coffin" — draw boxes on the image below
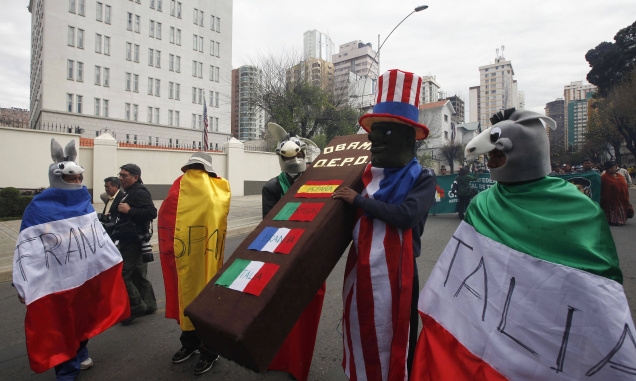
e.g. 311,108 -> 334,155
185,134 -> 371,372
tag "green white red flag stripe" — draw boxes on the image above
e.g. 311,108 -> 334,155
273,202 -> 324,222
414,222 -> 636,380
215,258 -> 279,296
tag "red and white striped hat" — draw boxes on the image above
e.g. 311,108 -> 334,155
358,69 -> 429,140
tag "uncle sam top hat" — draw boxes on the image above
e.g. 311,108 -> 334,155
358,69 -> 429,140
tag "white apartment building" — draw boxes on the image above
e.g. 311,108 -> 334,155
420,75 -> 441,105
332,40 -> 378,106
28,0 -> 232,150
303,30 -> 335,63
232,65 -> 265,141
468,51 -> 520,127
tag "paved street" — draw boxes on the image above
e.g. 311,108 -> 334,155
1,190 -> 636,380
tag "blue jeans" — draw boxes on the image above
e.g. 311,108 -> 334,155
54,340 -> 88,381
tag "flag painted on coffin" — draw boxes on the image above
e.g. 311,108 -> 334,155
13,187 -> 129,373
413,177 -> 634,381
273,202 -> 324,222
247,227 -> 304,254
295,180 -> 342,198
215,258 -> 279,296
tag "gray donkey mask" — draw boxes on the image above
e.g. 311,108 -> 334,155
268,123 -> 318,174
465,109 -> 556,183
49,139 -> 85,189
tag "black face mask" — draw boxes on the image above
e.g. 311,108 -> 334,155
368,122 -> 416,168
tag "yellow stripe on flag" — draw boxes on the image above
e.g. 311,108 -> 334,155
297,184 -> 339,194
174,169 -> 231,330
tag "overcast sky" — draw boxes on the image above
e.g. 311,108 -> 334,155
2,1 -> 635,117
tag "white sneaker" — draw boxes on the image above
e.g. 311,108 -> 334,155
80,357 -> 94,370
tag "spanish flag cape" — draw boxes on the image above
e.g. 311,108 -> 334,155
343,158 -> 421,381
158,169 -> 231,330
413,177 -> 636,380
13,187 -> 128,373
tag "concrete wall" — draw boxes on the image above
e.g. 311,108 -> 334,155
0,126 -> 279,200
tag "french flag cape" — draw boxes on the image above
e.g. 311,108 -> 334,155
343,158 -> 421,381
13,187 -> 129,373
158,169 -> 231,331
413,177 -> 636,380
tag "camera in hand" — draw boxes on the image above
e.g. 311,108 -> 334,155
141,239 -> 154,263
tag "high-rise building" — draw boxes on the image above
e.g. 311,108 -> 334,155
332,41 -> 378,106
468,48 -> 520,127
303,30 -> 335,62
563,81 -> 596,148
420,75 -> 441,105
444,95 -> 465,125
231,66 -> 265,141
568,92 -> 594,150
544,98 -> 565,153
28,0 -> 233,149
287,57 -> 334,93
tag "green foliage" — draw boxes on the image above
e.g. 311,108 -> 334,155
418,151 -> 435,168
586,20 -> 636,96
0,187 -> 33,218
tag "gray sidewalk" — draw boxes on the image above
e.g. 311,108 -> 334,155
0,195 -> 263,283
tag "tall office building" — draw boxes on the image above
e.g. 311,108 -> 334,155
28,0 -> 233,149
332,40 -> 378,106
544,98 -> 565,153
231,65 -> 265,141
563,81 -> 596,148
568,93 -> 593,150
444,95 -> 465,125
420,75 -> 441,105
468,48 -> 520,127
287,57 -> 335,93
303,30 -> 335,62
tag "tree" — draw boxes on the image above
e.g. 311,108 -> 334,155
439,141 -> 465,174
585,99 -> 624,163
605,70 -> 636,164
585,21 -> 636,96
248,51 -> 361,141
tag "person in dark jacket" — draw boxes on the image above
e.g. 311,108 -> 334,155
115,163 -> 157,325
453,166 -> 477,219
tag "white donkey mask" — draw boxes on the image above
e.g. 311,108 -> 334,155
49,139 -> 85,189
268,123 -> 318,174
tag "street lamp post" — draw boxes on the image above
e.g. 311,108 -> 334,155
359,5 -> 428,111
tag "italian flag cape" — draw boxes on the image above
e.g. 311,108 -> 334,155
13,187 -> 129,373
158,169 -> 231,331
413,177 -> 636,380
343,159 -> 421,381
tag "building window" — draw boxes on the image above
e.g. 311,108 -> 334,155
154,108 -> 160,124
68,26 -> 75,46
210,40 -> 215,56
133,74 -> 139,92
175,56 -> 180,72
94,98 -> 101,116
192,60 -> 196,77
105,5 -> 111,23
69,0 -> 76,13
135,15 -> 140,33
168,110 -> 173,126
175,83 -> 180,100
96,2 -> 103,21
134,44 -> 140,62
215,91 -> 219,108
191,113 -> 196,128
147,106 -> 152,122
210,16 -> 220,32
77,29 -> 84,48
77,62 -> 83,81
95,33 -> 102,53
193,8 -> 198,24
169,54 -> 174,71
198,88 -> 203,104
192,87 -> 196,103
77,95 -> 83,113
67,94 -> 74,112
155,79 -> 160,96
157,0 -> 162,11
170,0 -> 175,16
67,60 -> 74,80
133,104 -> 138,121
199,36 -> 203,52
126,42 -> 132,60
199,10 -> 204,26
175,111 -> 179,126
176,1 -> 181,18
103,99 -> 109,117
125,72 -> 131,91
169,82 -> 174,99
127,13 -> 132,30
170,27 -> 174,43
176,29 -> 181,45
193,34 -> 197,51
125,103 -> 131,120
148,48 -> 154,66
104,36 -> 110,55
155,50 -> 161,68
157,22 -> 162,39
198,62 -> 203,78
150,0 -> 155,9
104,68 -> 110,87
148,77 -> 153,95
94,66 -> 101,85
150,20 -> 155,37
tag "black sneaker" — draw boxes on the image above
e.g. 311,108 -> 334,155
193,354 -> 219,375
172,347 -> 199,364
120,310 -> 146,326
